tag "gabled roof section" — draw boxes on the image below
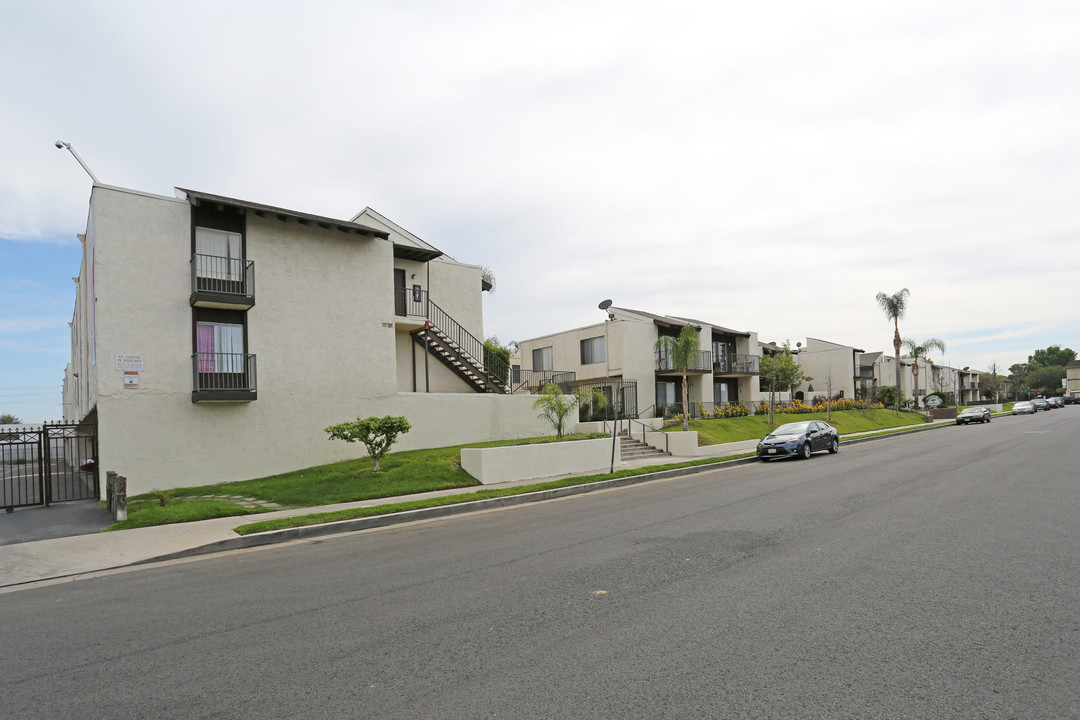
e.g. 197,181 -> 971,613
351,207 -> 445,263
806,337 -> 865,353
177,189 -> 389,239
611,306 -> 751,337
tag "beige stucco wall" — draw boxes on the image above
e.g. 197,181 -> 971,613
66,185 -> 535,495
1067,365 -> 1080,396
794,338 -> 856,400
395,329 -> 478,393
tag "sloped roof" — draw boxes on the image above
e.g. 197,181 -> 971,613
177,188 -> 390,240
611,306 -> 750,337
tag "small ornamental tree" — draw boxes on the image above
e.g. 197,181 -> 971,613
325,415 -> 412,472
533,384 -> 608,439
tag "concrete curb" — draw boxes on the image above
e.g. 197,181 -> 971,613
140,455 -> 764,564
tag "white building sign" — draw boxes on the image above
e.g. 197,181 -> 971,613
115,354 -> 145,371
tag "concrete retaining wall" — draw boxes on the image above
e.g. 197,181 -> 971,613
461,438 -> 616,485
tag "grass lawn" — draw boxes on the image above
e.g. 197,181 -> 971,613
681,409 -> 928,446
107,434 -> 604,531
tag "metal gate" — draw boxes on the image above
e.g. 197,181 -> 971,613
1,423 -> 99,510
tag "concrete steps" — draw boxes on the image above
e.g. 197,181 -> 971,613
620,435 -> 670,461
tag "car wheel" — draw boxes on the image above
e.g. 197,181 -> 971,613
800,443 -> 812,459
986,416 -> 990,423
828,437 -> 839,454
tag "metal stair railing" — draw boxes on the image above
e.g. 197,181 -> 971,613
425,300 -> 509,391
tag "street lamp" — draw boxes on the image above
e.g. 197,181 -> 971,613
54,141 -> 100,183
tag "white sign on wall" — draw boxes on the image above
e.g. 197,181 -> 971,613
115,354 -> 145,371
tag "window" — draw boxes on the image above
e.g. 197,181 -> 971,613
195,227 -> 244,283
580,336 -> 605,365
532,346 -> 553,371
197,321 -> 244,373
656,381 -> 676,407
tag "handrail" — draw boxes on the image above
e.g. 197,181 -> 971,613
426,299 -> 509,389
627,418 -> 650,445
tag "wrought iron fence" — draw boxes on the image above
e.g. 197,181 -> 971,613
567,379 -> 639,421
1,423 -> 99,509
660,400 -> 756,420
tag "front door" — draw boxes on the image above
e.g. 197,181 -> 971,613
394,269 -> 407,316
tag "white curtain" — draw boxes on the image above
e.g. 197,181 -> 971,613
195,227 -> 242,282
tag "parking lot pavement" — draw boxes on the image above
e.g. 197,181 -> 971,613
0,501 -> 112,547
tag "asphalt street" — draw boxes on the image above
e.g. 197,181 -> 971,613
1,409 -> 1077,719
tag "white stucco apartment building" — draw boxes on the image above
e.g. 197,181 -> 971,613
860,351 -> 981,405
790,337 -> 864,402
517,306 -> 768,418
63,184 -> 547,494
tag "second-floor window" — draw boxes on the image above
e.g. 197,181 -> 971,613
580,336 -> 605,364
533,346 -> 553,371
195,227 -> 244,284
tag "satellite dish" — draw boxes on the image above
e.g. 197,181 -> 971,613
598,299 -> 613,311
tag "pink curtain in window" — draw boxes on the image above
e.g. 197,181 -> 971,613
197,323 -> 216,372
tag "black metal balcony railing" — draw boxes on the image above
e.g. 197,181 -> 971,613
656,350 -> 712,372
714,353 -> 760,374
192,353 -> 257,392
191,254 -> 255,300
394,287 -> 428,318
509,369 -> 577,394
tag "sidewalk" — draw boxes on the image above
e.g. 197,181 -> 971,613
0,422 -> 950,590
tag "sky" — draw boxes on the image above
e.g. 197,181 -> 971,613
2,0 -> 1078,423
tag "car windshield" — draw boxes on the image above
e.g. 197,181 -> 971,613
1015,402 -> 1032,407
772,422 -> 811,436
960,408 -> 980,415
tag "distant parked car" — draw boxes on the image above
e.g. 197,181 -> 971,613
956,407 -> 991,425
1032,398 -> 1050,412
757,420 -> 839,461
1063,396 -> 1078,405
1047,397 -> 1064,408
1012,401 -> 1035,415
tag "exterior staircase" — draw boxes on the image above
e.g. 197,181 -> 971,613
619,434 -> 670,461
410,320 -> 507,394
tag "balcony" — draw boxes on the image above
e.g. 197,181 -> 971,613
190,254 -> 255,309
192,352 -> 257,402
856,365 -> 875,379
508,369 -> 576,394
656,350 -> 713,374
714,353 -> 760,375
394,287 -> 428,319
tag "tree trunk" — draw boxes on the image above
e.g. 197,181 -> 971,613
912,359 -> 920,409
893,324 -> 902,415
681,370 -> 690,432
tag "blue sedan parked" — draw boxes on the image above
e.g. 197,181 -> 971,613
757,420 -> 840,461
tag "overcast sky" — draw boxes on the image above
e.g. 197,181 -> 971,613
2,0 -> 1078,422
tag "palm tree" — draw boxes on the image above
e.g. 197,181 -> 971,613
876,288 -> 910,415
901,337 -> 946,409
654,324 -> 701,432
